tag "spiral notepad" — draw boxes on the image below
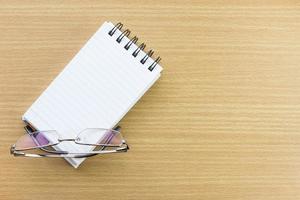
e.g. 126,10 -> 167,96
22,21 -> 163,168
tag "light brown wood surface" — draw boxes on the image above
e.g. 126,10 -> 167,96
1,0 -> 300,199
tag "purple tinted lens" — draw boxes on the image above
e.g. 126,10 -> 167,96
77,129 -> 123,146
99,131 -> 113,144
32,132 -> 50,146
98,130 -> 122,146
15,131 -> 56,150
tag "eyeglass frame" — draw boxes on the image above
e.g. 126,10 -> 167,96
10,126 -> 129,158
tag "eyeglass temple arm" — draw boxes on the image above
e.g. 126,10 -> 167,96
10,142 -> 129,158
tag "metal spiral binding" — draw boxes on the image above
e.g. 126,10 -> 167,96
116,29 -> 130,43
132,43 -> 146,57
108,22 -> 123,36
141,50 -> 154,64
125,36 -> 138,50
108,22 -> 161,71
148,57 -> 161,72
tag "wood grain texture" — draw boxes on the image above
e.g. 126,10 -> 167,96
1,0 -> 300,199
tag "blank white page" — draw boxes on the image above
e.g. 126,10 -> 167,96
23,21 -> 163,168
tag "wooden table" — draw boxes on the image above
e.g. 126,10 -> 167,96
1,1 -> 300,199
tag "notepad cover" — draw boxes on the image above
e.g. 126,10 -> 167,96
23,22 -> 163,168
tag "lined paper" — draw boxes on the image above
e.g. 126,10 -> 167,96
23,22 -> 163,168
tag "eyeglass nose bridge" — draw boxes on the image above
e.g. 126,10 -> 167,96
58,138 -> 76,142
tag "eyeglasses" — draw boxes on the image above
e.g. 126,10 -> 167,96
10,126 -> 129,158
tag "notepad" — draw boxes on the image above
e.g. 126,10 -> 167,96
22,21 -> 163,168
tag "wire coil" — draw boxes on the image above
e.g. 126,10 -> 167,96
108,22 -> 161,71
